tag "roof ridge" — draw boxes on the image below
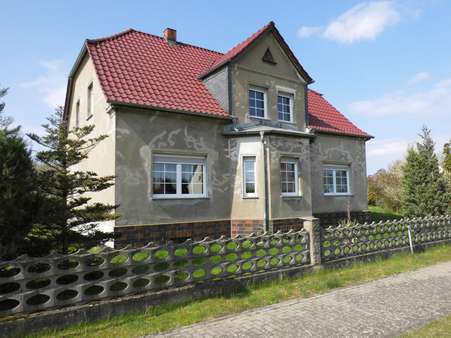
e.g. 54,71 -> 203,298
86,28 -> 136,44
86,28 -> 224,56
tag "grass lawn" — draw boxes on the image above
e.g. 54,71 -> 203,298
400,314 -> 451,337
368,205 -> 402,221
28,244 -> 451,338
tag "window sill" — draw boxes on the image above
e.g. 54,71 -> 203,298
278,120 -> 296,125
242,195 -> 259,199
247,115 -> 270,121
152,195 -> 209,200
281,194 -> 302,199
323,193 -> 353,197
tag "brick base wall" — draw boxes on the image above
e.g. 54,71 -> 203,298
114,220 -> 231,248
272,218 -> 304,233
314,211 -> 371,227
231,220 -> 264,237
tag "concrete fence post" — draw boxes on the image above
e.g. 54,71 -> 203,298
302,216 -> 322,266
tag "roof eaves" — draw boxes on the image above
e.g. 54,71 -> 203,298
109,101 -> 232,120
312,128 -> 374,140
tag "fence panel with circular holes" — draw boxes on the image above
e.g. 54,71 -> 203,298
321,215 -> 451,262
0,230 -> 310,316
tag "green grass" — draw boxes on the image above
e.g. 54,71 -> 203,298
28,244 -> 451,338
400,314 -> 451,337
368,205 -> 402,221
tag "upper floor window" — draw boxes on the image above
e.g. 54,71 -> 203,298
152,155 -> 206,199
248,88 -> 266,118
277,92 -> 293,122
280,158 -> 299,196
323,166 -> 350,195
87,83 -> 93,119
75,100 -> 80,128
243,156 -> 257,197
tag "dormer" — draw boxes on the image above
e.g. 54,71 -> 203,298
201,22 -> 313,132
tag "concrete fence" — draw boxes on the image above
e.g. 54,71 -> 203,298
321,215 -> 451,262
0,230 -> 310,316
0,215 -> 450,319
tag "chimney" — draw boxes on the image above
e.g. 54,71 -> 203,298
163,28 -> 177,44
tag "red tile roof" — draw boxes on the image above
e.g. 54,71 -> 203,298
86,29 -> 229,118
308,90 -> 372,138
83,24 -> 371,138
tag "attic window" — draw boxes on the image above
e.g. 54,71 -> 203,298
262,48 -> 276,65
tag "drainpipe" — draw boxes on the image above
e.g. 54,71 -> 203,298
260,131 -> 270,233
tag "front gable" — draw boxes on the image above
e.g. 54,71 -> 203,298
233,30 -> 306,83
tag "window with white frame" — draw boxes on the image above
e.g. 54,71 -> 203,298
277,92 -> 293,122
280,158 -> 299,196
248,88 -> 266,118
75,100 -> 80,128
87,83 -> 93,119
323,166 -> 350,195
243,156 -> 257,197
152,155 -> 206,198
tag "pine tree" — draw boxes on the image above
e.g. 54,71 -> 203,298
0,87 -> 37,258
401,126 -> 449,216
28,107 -> 117,253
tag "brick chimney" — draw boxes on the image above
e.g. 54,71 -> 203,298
163,28 -> 177,44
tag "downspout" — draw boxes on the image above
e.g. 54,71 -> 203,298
260,131 -> 270,233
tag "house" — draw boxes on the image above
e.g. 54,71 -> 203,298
64,21 -> 373,247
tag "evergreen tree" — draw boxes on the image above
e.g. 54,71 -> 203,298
28,107 -> 117,253
401,126 -> 449,216
0,87 -> 37,258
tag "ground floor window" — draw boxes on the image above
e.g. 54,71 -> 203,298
243,156 -> 257,197
280,158 -> 299,196
152,155 -> 206,198
323,166 -> 350,195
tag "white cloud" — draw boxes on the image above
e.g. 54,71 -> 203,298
348,76 -> 451,117
407,71 -> 431,85
298,1 -> 404,44
297,26 -> 322,38
324,1 -> 400,43
21,59 -> 67,108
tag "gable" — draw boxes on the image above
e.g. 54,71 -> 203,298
234,30 -> 305,83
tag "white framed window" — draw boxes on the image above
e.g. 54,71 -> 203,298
243,156 -> 257,198
75,100 -> 80,128
277,92 -> 294,122
323,166 -> 350,195
248,88 -> 266,118
280,158 -> 299,196
87,83 -> 93,119
152,155 -> 206,199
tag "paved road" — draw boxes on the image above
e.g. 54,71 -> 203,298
149,261 -> 451,338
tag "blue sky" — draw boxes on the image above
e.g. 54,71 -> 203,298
1,0 -> 450,174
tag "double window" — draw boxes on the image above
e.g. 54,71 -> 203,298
243,156 -> 257,197
323,166 -> 350,195
280,158 -> 299,196
152,155 -> 206,198
248,88 -> 266,118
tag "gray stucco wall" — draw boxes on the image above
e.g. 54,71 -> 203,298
310,133 -> 368,214
267,135 -> 312,220
203,67 -> 229,112
115,108 -> 234,226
